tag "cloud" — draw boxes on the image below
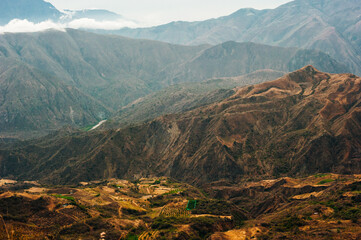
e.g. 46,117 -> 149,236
0,18 -> 139,34
67,18 -> 138,30
0,19 -> 65,34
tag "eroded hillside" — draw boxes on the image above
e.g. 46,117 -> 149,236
0,174 -> 360,239
0,66 -> 360,185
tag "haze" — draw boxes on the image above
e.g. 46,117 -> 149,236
46,0 -> 293,25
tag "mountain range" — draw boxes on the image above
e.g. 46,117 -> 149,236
0,0 -> 123,25
0,29 -> 348,138
0,0 -> 62,25
114,0 -> 361,75
1,66 -> 360,185
0,2 -> 360,237
62,9 -> 123,22
1,0 -> 360,76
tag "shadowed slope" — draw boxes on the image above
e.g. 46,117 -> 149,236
0,58 -> 111,138
1,66 -> 360,185
0,30 -> 348,137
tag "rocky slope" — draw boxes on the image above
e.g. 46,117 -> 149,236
107,69 -> 286,129
0,66 -> 360,185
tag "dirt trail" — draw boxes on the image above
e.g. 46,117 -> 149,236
90,120 -> 107,131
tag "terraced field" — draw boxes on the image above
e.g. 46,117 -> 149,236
0,175 -> 360,239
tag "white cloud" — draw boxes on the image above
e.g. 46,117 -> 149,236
0,19 -> 65,34
0,18 -> 139,34
67,18 -> 138,30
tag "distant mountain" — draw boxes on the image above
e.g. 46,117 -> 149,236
62,9 -> 122,21
1,66 -> 360,185
0,30 -> 207,111
0,0 -> 124,26
114,0 -> 361,75
0,58 -> 111,138
0,0 -> 61,25
168,41 -> 348,84
107,70 -> 286,129
0,30 -> 348,137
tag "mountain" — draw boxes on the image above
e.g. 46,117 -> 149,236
114,0 -> 361,75
0,30 -> 348,137
0,0 -> 61,25
62,9 -> 123,21
1,66 -> 360,185
0,175 -> 360,239
0,58 -> 111,138
168,41 -> 348,84
0,30 -> 208,110
0,0 -> 123,25
107,70 -> 286,129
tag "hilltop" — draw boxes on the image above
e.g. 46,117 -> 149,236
1,66 -> 360,185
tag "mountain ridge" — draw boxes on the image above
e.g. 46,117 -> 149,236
1,66 -> 360,185
0,29 -> 348,137
113,0 -> 361,75
0,0 -> 62,25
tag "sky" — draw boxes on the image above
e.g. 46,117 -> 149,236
46,0 -> 293,26
0,0 -> 293,34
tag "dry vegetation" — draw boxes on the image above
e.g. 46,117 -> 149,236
0,174 -> 359,239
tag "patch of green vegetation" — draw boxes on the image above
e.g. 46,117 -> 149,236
153,180 -> 161,185
54,194 -> 75,202
53,194 -> 87,212
312,198 -> 361,223
317,179 -> 335,185
95,193 -> 100,197
186,200 -> 197,210
314,173 -> 330,178
80,124 -> 96,132
126,234 -> 138,240
163,189 -> 183,195
334,206 -> 361,223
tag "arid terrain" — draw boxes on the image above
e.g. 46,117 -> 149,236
1,1 -> 361,239
0,174 -> 360,239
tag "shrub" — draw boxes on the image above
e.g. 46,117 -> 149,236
153,180 -> 161,185
317,179 -> 335,185
335,207 -> 361,223
190,217 -> 218,238
271,214 -> 305,232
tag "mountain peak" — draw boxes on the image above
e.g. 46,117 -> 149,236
284,64 -> 330,85
300,65 -> 319,73
0,0 -> 61,25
